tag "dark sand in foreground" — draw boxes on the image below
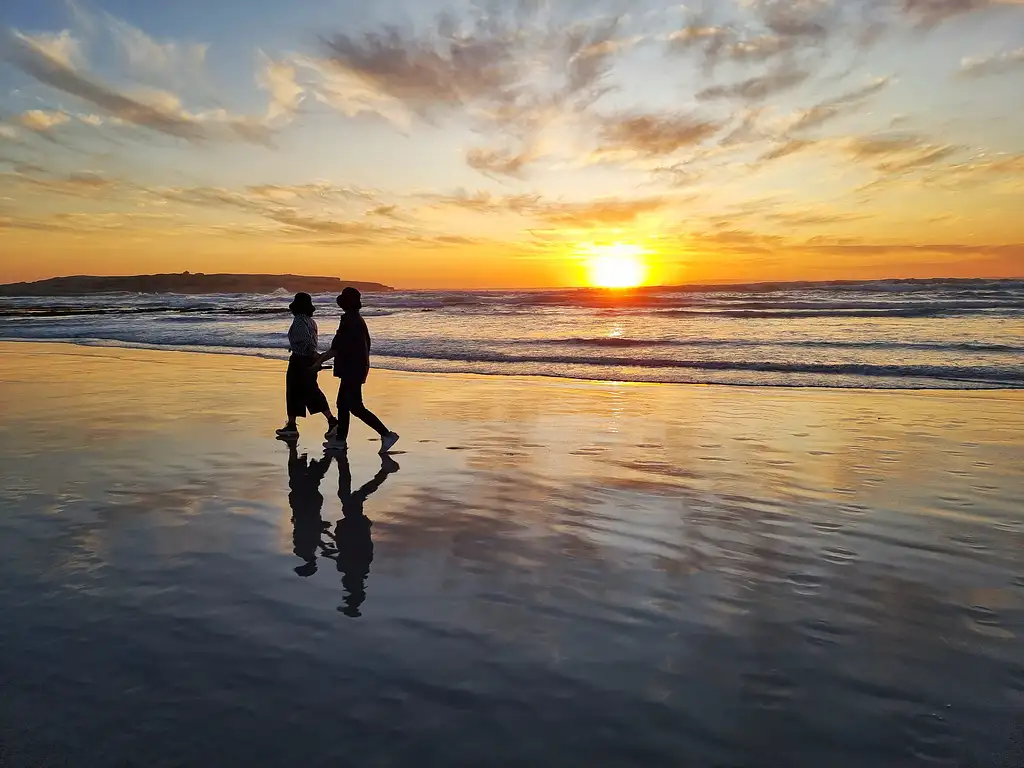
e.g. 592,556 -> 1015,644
1,343 -> 1022,767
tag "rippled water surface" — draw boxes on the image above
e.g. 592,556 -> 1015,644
2,277 -> 1022,388
1,344 -> 1022,767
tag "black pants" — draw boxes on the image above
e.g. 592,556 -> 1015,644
286,354 -> 330,419
336,379 -> 388,439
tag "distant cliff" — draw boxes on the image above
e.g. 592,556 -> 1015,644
0,273 -> 395,296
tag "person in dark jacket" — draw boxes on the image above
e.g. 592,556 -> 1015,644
277,292 -> 338,439
312,287 -> 399,454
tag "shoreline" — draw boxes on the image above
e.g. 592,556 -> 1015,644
2,338 -> 1020,395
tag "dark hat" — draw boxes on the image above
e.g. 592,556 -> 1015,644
337,286 -> 362,311
289,292 -> 315,315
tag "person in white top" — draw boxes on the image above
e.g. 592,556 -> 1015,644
276,292 -> 338,439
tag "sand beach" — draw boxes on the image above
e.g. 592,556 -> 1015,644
0,342 -> 1022,766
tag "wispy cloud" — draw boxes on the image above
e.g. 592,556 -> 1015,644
105,14 -> 208,82
465,146 -> 537,178
959,47 -> 1024,76
532,196 -> 668,227
257,54 -> 305,121
593,112 -> 722,161
844,133 -> 960,172
2,28 -> 274,144
697,68 -> 810,102
786,76 -> 892,132
16,109 -> 70,132
313,6 -> 632,176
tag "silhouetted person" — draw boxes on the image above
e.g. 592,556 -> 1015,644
277,292 -> 338,440
323,453 -> 399,617
313,287 -> 399,454
286,441 -> 332,577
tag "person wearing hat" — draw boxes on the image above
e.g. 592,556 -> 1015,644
312,287 -> 399,454
276,292 -> 339,439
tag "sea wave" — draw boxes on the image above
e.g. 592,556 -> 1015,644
2,277 -> 1021,390
544,337 -> 1024,353
372,349 -> 1021,386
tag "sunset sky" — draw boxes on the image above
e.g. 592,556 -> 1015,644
1,0 -> 1022,289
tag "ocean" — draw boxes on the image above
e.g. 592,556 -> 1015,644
1,277 -> 1022,389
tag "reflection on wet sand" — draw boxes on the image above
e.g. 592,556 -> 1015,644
321,453 -> 399,617
1,344 -> 1023,767
286,441 -> 332,577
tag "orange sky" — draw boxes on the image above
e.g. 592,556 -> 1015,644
1,0 -> 1023,288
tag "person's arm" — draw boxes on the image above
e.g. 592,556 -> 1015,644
311,326 -> 342,368
357,318 -> 371,382
309,455 -> 332,483
311,345 -> 336,368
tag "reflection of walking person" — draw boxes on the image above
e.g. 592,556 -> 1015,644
277,292 -> 338,440
313,287 -> 399,454
322,453 -> 399,617
286,442 -> 332,577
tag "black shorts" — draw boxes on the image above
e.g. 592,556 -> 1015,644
286,354 -> 330,418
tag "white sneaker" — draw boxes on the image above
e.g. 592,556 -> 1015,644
324,423 -> 338,440
380,431 -> 400,454
276,425 -> 299,437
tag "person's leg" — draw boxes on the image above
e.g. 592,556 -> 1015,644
342,381 -> 388,437
334,384 -> 351,442
302,359 -> 337,434
280,357 -> 303,433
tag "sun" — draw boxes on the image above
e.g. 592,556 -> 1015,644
584,243 -> 649,289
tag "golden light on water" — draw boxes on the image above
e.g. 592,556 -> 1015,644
583,243 -> 649,289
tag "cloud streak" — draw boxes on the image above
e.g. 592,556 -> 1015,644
594,112 -> 722,160
2,26 -> 275,145
959,47 -> 1024,76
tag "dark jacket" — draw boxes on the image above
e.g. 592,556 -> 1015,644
331,312 -> 371,382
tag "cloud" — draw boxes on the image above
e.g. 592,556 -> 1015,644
367,204 -> 401,219
843,133 -> 959,172
668,0 -> 841,72
3,29 -> 204,140
284,54 -> 411,126
959,47 -> 1024,77
594,112 -> 721,160
425,190 -> 540,214
787,76 -> 892,132
697,68 -> 810,101
898,0 -> 1022,26
315,7 -> 631,175
465,145 -> 536,177
266,209 -> 410,239
136,181 -> 419,243
320,25 -> 518,114
106,15 -> 208,81
2,29 -> 274,145
423,189 -> 666,229
15,29 -> 81,68
15,109 -> 70,131
533,196 -> 667,227
257,54 -> 305,121
760,137 -> 819,162
913,152 -> 1024,190
766,209 -> 870,226
246,182 -> 375,203
829,76 -> 893,105
3,168 -> 119,198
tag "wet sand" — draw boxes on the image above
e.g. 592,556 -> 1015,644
1,342 -> 1022,767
